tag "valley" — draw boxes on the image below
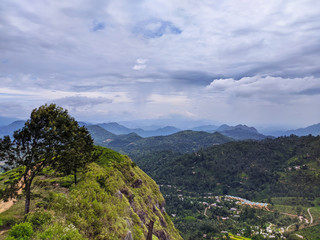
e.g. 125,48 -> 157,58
1,119 -> 320,239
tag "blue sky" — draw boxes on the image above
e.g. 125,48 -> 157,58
1,0 -> 320,129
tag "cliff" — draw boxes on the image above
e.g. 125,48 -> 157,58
0,146 -> 182,240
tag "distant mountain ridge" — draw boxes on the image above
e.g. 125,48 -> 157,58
272,123 -> 320,137
0,120 -> 26,137
3,119 -> 319,141
215,124 -> 270,140
97,122 -> 181,137
86,127 -> 233,157
191,124 -> 269,140
0,116 -> 19,126
0,120 -> 271,142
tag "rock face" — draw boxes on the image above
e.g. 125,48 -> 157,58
124,231 -> 133,240
78,147 -> 183,239
131,178 -> 143,188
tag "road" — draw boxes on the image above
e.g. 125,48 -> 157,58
307,208 -> 313,224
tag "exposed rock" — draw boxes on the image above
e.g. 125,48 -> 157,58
128,194 -> 135,204
154,230 -> 169,240
126,219 -> 133,228
120,188 -> 135,204
115,190 -> 123,200
153,205 -> 158,213
152,205 -> 167,227
137,210 -> 147,224
131,179 -> 143,188
159,215 -> 167,228
160,201 -> 166,213
124,231 -> 133,240
120,188 -> 129,196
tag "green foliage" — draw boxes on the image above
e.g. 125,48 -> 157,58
295,224 -> 320,239
26,209 -> 52,229
36,223 -> 86,240
138,135 -> 320,198
131,135 -> 320,239
184,216 -> 196,221
0,146 -> 182,240
0,104 -> 94,214
6,222 -> 33,240
93,129 -> 232,158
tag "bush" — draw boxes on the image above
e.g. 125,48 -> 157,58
36,223 -> 86,240
6,222 -> 33,240
26,210 -> 52,228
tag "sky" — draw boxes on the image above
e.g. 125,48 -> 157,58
1,0 -> 320,129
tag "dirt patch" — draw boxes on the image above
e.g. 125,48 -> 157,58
0,199 -> 15,214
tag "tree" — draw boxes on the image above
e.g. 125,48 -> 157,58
55,125 -> 95,184
0,104 -> 94,214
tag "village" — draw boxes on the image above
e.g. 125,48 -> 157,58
159,184 -> 293,239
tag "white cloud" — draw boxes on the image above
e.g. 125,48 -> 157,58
133,58 -> 148,70
147,93 -> 188,104
206,75 -> 320,100
133,64 -> 147,70
136,58 -> 148,64
1,0 -> 320,126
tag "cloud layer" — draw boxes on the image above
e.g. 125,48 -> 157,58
0,0 -> 320,127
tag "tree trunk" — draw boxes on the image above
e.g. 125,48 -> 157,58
74,169 -> 77,184
24,182 -> 31,214
146,220 -> 154,240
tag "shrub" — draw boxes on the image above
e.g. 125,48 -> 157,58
37,223 -> 86,240
6,222 -> 33,240
26,210 -> 52,229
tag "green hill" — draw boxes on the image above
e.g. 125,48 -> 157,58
139,135 -> 320,198
134,135 -> 320,239
0,146 -> 182,240
93,130 -> 233,159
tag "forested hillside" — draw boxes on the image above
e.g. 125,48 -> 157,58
94,130 -> 233,158
138,135 -> 320,199
133,135 -> 320,239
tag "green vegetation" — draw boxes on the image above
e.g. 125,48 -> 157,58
229,233 -> 252,240
138,135 -> 320,198
0,104 -> 94,214
295,225 -> 320,239
130,135 -> 320,239
0,146 -> 182,240
6,222 -> 33,240
92,129 -> 233,157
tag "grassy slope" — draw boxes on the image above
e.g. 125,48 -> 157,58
0,146 -> 182,240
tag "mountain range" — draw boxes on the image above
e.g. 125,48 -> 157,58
271,123 -> 320,137
85,125 -> 232,156
1,118 -> 320,141
97,122 -> 181,137
0,120 -> 26,137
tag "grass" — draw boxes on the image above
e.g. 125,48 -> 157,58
0,146 -> 183,240
229,233 -> 251,240
309,206 -> 320,222
295,224 -> 320,239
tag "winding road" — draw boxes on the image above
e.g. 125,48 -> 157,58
307,208 -> 313,224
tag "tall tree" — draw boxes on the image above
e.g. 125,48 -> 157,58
0,104 -> 94,214
55,125 -> 95,184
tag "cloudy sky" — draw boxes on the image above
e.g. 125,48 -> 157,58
1,0 -> 320,129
